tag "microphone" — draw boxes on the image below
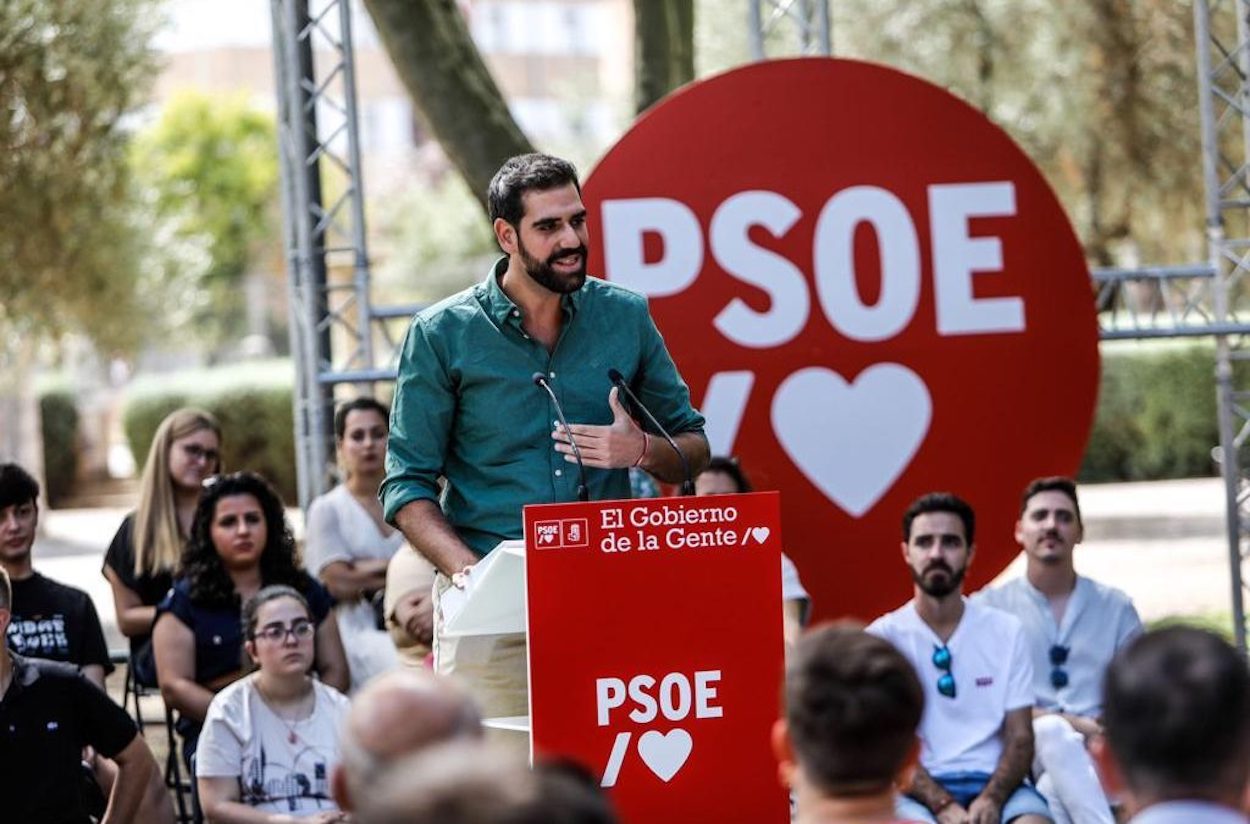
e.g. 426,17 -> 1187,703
607,368 -> 695,496
533,372 -> 588,501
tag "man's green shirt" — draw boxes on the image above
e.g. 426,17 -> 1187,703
381,259 -> 706,556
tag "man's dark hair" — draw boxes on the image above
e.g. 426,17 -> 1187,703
0,463 -> 39,510
335,397 -> 390,440
901,492 -> 975,544
1103,626 -> 1250,802
699,456 -> 753,493
1019,476 -> 1082,526
785,622 -> 924,796
488,153 -> 581,228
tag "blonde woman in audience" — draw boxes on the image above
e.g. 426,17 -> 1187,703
305,398 -> 422,688
103,407 -> 222,686
197,585 -> 350,823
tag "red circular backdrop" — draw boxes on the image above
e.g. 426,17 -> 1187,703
583,58 -> 1099,621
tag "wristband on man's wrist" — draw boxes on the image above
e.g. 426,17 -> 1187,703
632,431 -> 649,467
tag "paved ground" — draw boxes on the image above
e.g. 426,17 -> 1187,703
36,476 -> 1237,655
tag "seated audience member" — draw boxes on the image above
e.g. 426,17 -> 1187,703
0,462 -> 138,812
977,477 -> 1142,824
868,492 -> 1052,824
774,622 -> 924,824
197,585 -> 351,822
0,463 -> 112,688
1097,626 -> 1250,824
0,567 -> 174,824
306,398 -> 411,689
355,742 -> 618,824
695,456 -> 811,645
382,539 -> 435,668
153,471 -> 349,766
332,668 -> 482,813
102,408 -> 222,687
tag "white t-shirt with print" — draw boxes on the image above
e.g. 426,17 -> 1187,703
197,674 -> 350,815
868,598 -> 1034,776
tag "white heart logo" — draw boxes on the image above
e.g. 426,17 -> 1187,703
771,364 -> 931,517
637,729 -> 693,782
750,526 -> 770,544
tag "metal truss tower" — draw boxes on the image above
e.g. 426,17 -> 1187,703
270,0 -> 377,508
1194,0 -> 1250,651
270,0 -> 1250,649
747,0 -> 832,60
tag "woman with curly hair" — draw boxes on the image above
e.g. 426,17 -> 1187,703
103,407 -> 222,686
153,472 -> 349,766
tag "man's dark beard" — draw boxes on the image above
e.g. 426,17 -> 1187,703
912,561 -> 966,598
518,237 -> 587,294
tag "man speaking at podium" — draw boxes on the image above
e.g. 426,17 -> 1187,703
381,153 -> 708,719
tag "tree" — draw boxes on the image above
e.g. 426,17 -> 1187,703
635,0 -> 696,114
832,0 -> 1203,268
0,0 -> 159,352
131,92 -> 281,347
360,0 -> 534,213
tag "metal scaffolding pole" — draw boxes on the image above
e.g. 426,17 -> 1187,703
747,0 -> 832,60
270,0 -> 375,508
1194,0 -> 1250,653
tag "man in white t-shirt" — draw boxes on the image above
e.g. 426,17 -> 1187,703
868,492 -> 1052,824
977,477 -> 1142,823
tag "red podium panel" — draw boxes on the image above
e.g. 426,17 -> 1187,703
525,492 -> 787,824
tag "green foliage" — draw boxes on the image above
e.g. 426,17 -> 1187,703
373,173 -> 499,304
1081,344 -> 1223,482
131,92 -> 280,345
0,0 -> 160,351
39,388 -> 80,506
123,360 -> 297,503
828,1 -> 1202,269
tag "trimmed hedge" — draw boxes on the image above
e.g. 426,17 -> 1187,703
116,345 -> 1229,505
1080,343 -> 1224,482
39,388 -> 80,506
122,360 -> 298,503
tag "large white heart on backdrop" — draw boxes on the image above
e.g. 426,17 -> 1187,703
771,364 -> 932,517
637,729 -> 693,782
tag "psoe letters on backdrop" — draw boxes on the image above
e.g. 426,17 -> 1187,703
601,182 -> 1026,347
596,670 -> 724,727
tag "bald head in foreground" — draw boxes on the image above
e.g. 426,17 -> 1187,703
332,669 -> 483,812
354,741 -> 617,824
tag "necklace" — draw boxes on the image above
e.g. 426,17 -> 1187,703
256,678 -> 314,745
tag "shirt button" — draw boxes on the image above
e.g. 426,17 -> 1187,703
555,469 -> 563,477
512,310 -> 519,317
549,371 -> 556,379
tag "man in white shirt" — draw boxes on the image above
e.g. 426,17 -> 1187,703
1095,626 -> 1250,824
868,492 -> 1052,824
977,477 -> 1142,823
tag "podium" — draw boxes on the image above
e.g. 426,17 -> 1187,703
439,493 -> 789,823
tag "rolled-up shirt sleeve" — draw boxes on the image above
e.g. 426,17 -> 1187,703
381,317 -> 456,525
634,301 -> 706,437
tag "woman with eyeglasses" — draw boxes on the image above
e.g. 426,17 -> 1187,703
305,398 -> 427,688
197,585 -> 350,823
103,407 -> 223,687
153,471 -> 349,768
